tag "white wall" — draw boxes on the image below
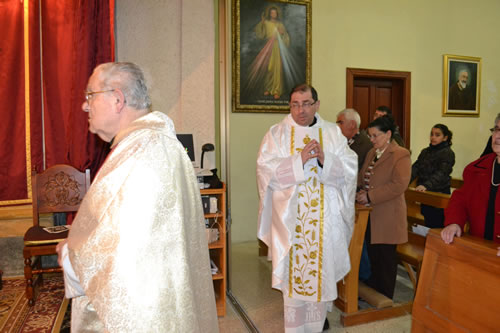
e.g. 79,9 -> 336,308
116,0 -> 216,168
115,0 -> 500,243
229,0 -> 500,242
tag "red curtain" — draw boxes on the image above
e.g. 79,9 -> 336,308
0,0 -> 114,203
0,1 -> 28,202
30,1 -> 44,184
41,0 -> 114,177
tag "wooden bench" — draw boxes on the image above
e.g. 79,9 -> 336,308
335,204 -> 414,326
335,205 -> 370,315
399,187 -> 452,290
398,177 -> 463,290
412,229 -> 500,332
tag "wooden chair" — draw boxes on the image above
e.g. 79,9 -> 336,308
23,164 -> 90,305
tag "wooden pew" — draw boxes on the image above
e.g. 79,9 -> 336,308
450,178 -> 464,189
397,230 -> 426,290
405,177 -> 462,226
398,178 -> 463,290
335,205 -> 413,326
412,229 -> 500,332
334,178 -> 465,326
335,205 -> 370,315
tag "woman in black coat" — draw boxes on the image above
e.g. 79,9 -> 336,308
411,124 -> 455,228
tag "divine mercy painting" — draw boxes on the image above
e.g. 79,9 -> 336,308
233,0 -> 311,113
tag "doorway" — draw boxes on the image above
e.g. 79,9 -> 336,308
346,68 -> 411,147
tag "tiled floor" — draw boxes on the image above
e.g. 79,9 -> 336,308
1,219 -> 413,333
229,241 -> 413,333
218,300 -> 249,332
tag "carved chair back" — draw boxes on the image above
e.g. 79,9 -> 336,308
32,164 -> 91,226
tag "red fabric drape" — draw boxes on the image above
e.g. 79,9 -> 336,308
0,1 -> 27,201
29,1 -> 44,181
0,0 -> 114,203
41,0 -> 114,177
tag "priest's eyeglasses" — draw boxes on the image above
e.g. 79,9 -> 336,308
490,127 -> 500,134
84,89 -> 115,101
290,101 -> 316,110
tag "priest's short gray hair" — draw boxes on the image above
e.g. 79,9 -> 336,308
96,62 -> 152,111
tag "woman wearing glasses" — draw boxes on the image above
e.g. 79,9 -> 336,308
442,113 -> 500,256
355,115 -> 411,299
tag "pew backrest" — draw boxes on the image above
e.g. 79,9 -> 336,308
405,177 -> 463,227
412,229 -> 500,332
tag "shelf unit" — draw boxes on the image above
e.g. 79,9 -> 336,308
201,183 -> 226,316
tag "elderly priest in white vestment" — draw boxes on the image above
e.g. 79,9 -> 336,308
257,84 -> 357,332
56,62 -> 219,332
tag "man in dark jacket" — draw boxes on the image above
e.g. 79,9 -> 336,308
336,108 -> 372,170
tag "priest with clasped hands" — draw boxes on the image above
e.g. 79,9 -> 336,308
257,83 -> 357,332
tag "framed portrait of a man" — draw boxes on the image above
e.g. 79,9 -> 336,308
232,0 -> 312,113
442,54 -> 481,117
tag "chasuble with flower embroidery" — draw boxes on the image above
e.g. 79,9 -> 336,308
257,113 -> 358,302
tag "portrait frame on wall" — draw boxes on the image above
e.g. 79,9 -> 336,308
442,54 -> 481,117
232,0 -> 312,113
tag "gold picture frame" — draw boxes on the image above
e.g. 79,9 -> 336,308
442,54 -> 481,117
232,0 -> 312,113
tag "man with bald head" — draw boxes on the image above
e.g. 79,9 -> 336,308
56,62 -> 218,332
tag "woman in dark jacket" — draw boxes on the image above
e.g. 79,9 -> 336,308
411,124 -> 455,228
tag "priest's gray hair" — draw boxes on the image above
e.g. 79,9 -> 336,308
337,108 -> 361,129
96,62 -> 152,110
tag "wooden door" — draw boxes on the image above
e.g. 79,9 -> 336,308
347,68 -> 411,148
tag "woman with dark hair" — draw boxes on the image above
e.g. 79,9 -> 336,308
356,115 -> 411,299
411,124 -> 455,228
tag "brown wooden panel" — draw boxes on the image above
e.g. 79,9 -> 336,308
342,303 -> 412,327
353,86 -> 370,129
335,205 -> 370,315
354,79 -> 392,87
346,68 -> 411,148
391,80 -> 404,140
375,86 -> 392,110
412,229 -> 500,332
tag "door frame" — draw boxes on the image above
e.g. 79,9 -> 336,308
346,68 -> 411,148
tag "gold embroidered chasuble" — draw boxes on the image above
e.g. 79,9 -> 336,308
289,126 -> 325,300
257,114 -> 358,302
66,112 -> 219,332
